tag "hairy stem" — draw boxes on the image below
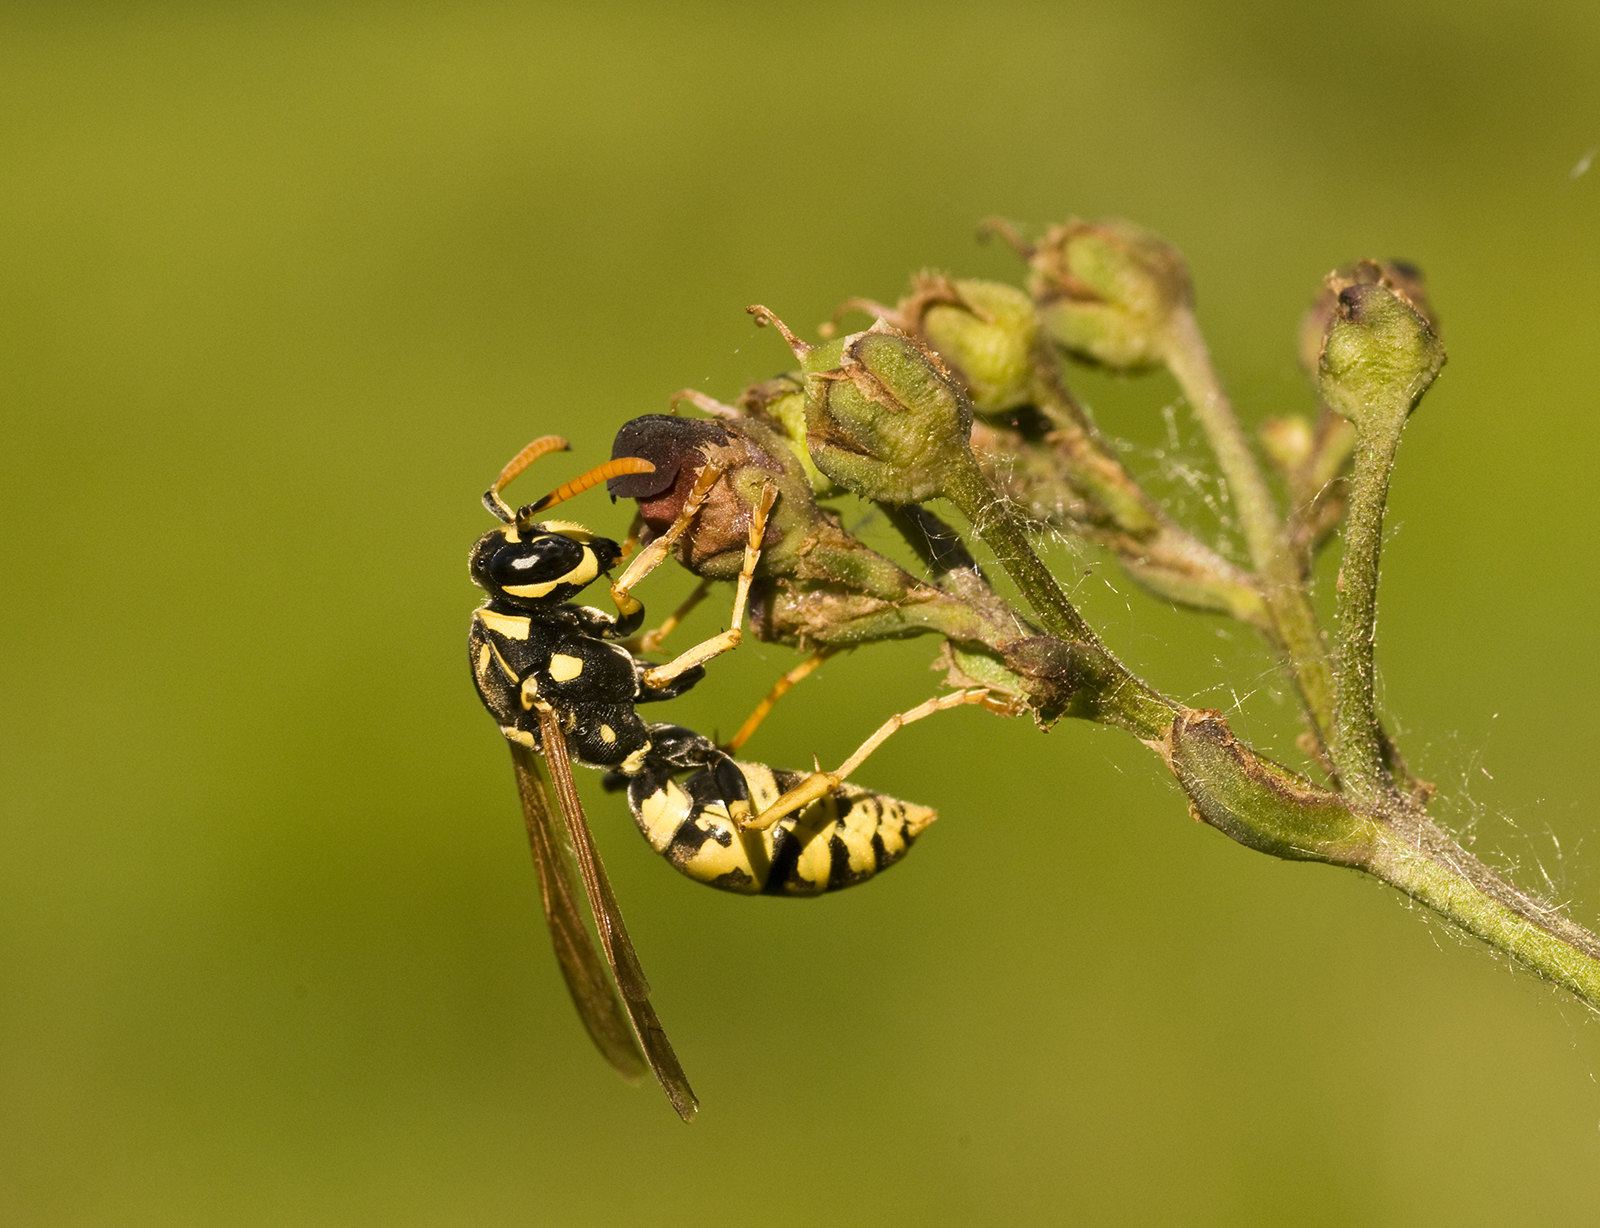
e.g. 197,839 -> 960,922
1367,808 -> 1600,1006
1330,424 -> 1400,803
1158,308 -> 1335,747
1168,708 -> 1600,1009
940,451 -> 1103,649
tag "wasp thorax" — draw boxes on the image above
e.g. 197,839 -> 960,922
468,523 -> 619,603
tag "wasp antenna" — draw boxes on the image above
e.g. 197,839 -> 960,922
485,435 -> 572,521
483,487 -> 515,523
528,457 -> 656,515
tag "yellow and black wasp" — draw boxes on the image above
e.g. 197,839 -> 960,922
467,436 -> 940,1120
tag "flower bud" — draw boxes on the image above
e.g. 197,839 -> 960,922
999,218 -> 1193,372
878,275 -> 1039,414
1315,276 -> 1445,435
750,307 -> 977,506
1299,259 -> 1437,377
820,323 -> 975,504
1260,414 -> 1314,475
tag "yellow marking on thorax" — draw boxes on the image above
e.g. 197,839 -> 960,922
536,520 -> 594,540
503,580 -> 558,600
477,609 -> 532,640
549,653 -> 584,682
488,641 -> 521,684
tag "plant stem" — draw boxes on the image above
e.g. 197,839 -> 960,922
940,451 -> 1103,649
1329,423 -> 1399,803
1168,707 -> 1600,1009
1366,807 -> 1600,1006
1158,308 -> 1336,747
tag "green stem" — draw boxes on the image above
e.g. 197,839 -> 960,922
1169,708 -> 1600,1009
938,450 -> 1175,737
1158,308 -> 1335,747
1329,424 -> 1398,803
1366,808 -> 1600,1006
940,451 -> 1103,649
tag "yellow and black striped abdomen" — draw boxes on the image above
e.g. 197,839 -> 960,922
629,762 -> 935,896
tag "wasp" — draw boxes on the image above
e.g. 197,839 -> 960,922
468,435 -> 772,1122
468,435 -> 957,1119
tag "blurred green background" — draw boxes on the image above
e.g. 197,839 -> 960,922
4,2 -> 1599,1224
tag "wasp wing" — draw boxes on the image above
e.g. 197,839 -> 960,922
507,739 -> 651,1087
521,711 -> 699,1122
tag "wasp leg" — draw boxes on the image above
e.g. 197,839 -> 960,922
616,509 -> 647,563
625,578 -> 713,655
641,481 -> 777,689
606,461 -> 727,626
740,689 -> 1003,832
723,647 -> 839,755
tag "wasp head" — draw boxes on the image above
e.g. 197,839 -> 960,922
468,519 -> 622,607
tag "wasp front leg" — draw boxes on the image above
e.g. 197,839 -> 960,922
641,481 -> 778,689
607,461 -> 728,625
626,579 -> 712,655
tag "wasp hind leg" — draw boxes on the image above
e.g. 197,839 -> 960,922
739,689 -> 1004,832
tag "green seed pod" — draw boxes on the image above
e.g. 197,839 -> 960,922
750,306 -> 976,506
812,324 -> 974,504
1019,218 -> 1194,372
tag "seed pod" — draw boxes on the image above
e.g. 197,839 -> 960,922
751,307 -> 977,506
863,274 -> 1040,414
